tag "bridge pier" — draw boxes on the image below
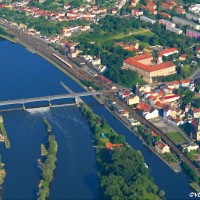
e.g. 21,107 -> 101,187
75,96 -> 82,106
49,101 -> 52,107
22,104 -> 26,110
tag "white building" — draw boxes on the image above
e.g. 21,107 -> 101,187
182,143 -> 199,152
140,16 -> 156,24
159,19 -> 176,27
155,141 -> 170,154
172,16 -> 200,30
166,26 -> 183,34
143,109 -> 159,119
186,13 -> 200,23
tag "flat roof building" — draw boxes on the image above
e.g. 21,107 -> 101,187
159,19 -> 175,27
140,16 -> 156,24
166,26 -> 183,34
172,16 -> 200,30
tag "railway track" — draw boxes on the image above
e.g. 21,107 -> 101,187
1,21 -> 200,176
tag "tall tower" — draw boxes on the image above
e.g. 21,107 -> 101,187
196,118 -> 200,141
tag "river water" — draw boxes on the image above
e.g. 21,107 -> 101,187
0,40 -> 194,199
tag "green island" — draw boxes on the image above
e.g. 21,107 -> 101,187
37,120 -> 58,200
0,155 -> 6,186
0,116 -> 10,149
80,102 -> 165,200
43,118 -> 52,133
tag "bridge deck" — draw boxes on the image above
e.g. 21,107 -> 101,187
0,90 -> 114,107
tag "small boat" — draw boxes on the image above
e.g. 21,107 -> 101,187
144,163 -> 148,168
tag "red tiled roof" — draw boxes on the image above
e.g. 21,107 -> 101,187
124,58 -> 175,72
136,102 -> 150,110
156,140 -> 167,149
158,48 -> 178,57
192,108 -> 200,113
163,94 -> 179,100
179,54 -> 187,59
179,79 -> 191,84
154,101 -> 169,109
162,2 -> 173,8
151,132 -> 158,137
160,12 -> 171,18
147,2 -> 156,7
131,54 -> 153,61
106,142 -> 123,149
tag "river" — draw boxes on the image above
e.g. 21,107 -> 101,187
0,39 -> 194,199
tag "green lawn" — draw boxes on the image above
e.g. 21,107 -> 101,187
166,132 -> 186,145
93,29 -> 153,45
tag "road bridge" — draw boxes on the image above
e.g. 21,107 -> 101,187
0,90 -> 113,108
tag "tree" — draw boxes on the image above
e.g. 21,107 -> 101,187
192,98 -> 200,108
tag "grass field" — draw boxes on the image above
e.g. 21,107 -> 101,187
166,132 -> 186,145
95,29 -> 154,45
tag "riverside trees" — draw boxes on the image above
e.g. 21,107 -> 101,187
80,102 -> 165,200
37,119 -> 58,200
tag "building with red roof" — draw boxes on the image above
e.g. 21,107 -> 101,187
122,54 -> 176,83
160,12 -> 171,18
155,141 -> 170,154
162,2 -> 173,10
136,102 -> 150,112
106,142 -> 123,149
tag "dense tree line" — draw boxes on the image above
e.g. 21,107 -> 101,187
181,162 -> 200,185
80,102 -> 165,200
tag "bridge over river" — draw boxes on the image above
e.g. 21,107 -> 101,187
0,89 -> 115,110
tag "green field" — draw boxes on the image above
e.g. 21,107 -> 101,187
77,28 -> 154,48
166,132 -> 186,145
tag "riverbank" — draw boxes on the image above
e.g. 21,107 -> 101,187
99,97 -> 181,173
80,102 -> 165,200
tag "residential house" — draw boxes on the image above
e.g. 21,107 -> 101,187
179,54 -> 187,61
131,9 -> 143,16
155,140 -> 170,154
161,94 -> 180,103
118,89 -> 133,100
191,108 -> 200,118
160,12 -> 171,18
125,94 -> 140,105
180,79 -> 192,87
63,4 -> 71,10
143,109 -> 159,119
162,2 -> 173,10
120,110 -> 129,117
182,143 -> 199,152
136,102 -> 150,112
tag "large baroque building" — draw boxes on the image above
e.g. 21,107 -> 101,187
122,54 -> 176,83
